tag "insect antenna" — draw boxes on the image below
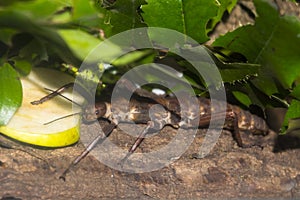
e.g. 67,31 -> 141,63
43,88 -> 82,107
43,112 -> 82,125
41,87 -> 83,125
31,82 -> 75,105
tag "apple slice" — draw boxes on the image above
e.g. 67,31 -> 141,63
0,67 -> 84,147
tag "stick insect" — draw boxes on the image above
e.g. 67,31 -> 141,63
31,81 -> 269,180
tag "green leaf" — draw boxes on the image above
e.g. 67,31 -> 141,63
290,84 -> 300,100
228,83 -> 272,108
219,63 -> 260,84
58,29 -> 102,61
112,49 -> 154,66
18,37 -> 49,62
207,0 -> 238,33
284,118 -> 300,136
204,46 -> 260,84
71,0 -> 109,31
141,0 -> 219,43
0,10 -> 81,66
0,28 -> 16,44
282,99 -> 300,135
213,0 -> 300,95
0,63 -> 22,125
2,0 -> 72,19
72,0 -> 97,19
283,99 -> 300,128
9,58 -> 32,76
105,0 -> 146,35
232,91 -> 252,107
0,0 -> 33,7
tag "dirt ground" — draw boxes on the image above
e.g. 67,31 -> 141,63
1,0 -> 300,199
1,123 -> 300,199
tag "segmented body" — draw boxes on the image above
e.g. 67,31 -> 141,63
227,103 -> 268,135
84,95 -> 269,136
31,83 -> 270,180
32,81 -> 269,137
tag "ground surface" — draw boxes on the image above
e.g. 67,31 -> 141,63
1,0 -> 300,199
1,124 -> 300,199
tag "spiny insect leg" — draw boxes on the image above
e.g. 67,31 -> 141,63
119,121 -> 160,166
59,122 -> 116,181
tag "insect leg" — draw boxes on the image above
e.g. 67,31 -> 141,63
31,82 -> 74,105
59,122 -> 116,181
230,111 -> 243,147
197,109 -> 243,147
43,87 -> 81,107
120,109 -> 167,166
129,122 -> 156,153
119,122 -> 156,166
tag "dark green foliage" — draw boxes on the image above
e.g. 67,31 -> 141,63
0,0 -> 299,135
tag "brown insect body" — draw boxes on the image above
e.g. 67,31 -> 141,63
30,83 -> 270,180
84,95 -> 269,136
227,103 -> 269,135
